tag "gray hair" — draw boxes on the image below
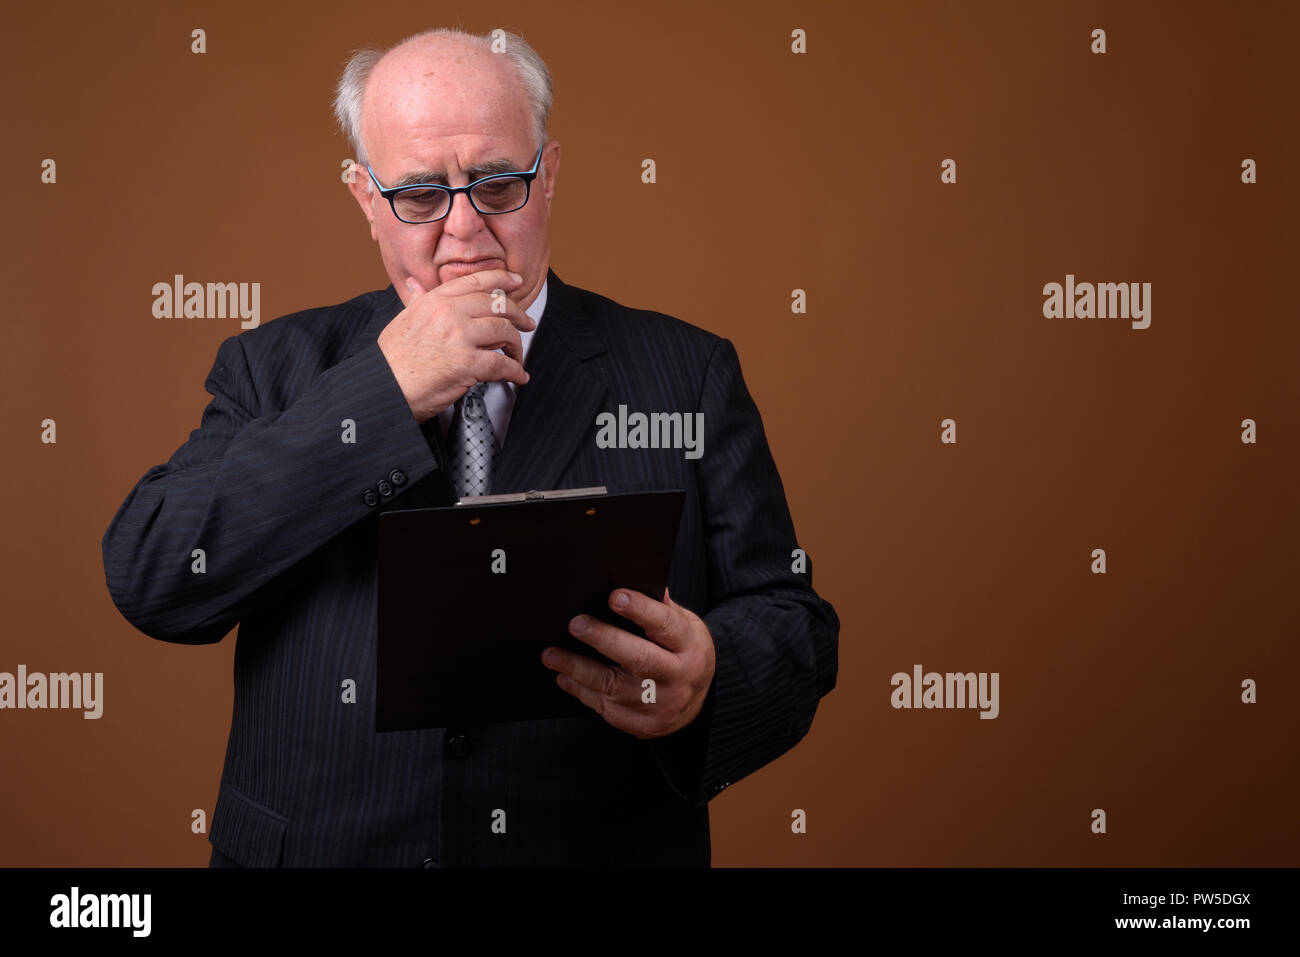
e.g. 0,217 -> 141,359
333,28 -> 553,181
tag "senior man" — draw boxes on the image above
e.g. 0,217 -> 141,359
103,27 -> 839,867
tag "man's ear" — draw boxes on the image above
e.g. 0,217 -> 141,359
345,162 -> 379,241
543,141 -> 560,206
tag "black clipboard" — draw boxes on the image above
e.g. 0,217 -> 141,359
376,488 -> 685,731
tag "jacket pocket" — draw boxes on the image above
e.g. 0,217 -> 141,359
209,785 -> 289,867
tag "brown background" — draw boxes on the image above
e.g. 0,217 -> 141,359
1,0 -> 1297,866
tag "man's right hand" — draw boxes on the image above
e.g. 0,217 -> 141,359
377,268 -> 536,424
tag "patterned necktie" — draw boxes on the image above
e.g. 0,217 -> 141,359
447,382 -> 497,498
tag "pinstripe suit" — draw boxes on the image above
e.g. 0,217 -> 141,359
102,269 -> 839,866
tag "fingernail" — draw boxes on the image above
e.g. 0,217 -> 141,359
612,592 -> 629,609
509,271 -> 522,282
570,615 -> 588,634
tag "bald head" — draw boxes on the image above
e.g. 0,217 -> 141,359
335,28 -> 553,169
361,35 -> 535,180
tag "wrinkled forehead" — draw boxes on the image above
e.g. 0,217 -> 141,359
361,39 -> 534,166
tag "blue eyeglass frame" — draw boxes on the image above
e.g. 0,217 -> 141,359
366,145 -> 545,224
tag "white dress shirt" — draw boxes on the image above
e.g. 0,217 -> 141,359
437,278 -> 547,448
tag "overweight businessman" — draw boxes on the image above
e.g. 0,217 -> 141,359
102,27 -> 839,866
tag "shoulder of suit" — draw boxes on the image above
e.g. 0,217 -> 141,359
560,279 -> 725,353
225,287 -> 392,357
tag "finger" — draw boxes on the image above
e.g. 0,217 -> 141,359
461,314 -> 526,364
608,589 -> 689,653
552,672 -> 661,737
460,290 -> 536,333
484,292 -> 537,333
405,276 -> 428,298
541,646 -> 637,703
567,614 -> 676,677
433,267 -> 524,299
475,351 -> 531,388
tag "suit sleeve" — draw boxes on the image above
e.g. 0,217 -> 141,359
649,336 -> 840,807
102,334 -> 440,644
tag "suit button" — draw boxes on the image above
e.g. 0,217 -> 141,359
362,489 -> 379,507
446,734 -> 470,758
390,469 -> 407,486
377,480 -> 394,497
422,857 -> 437,868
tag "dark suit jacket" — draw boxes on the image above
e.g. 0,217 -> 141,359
102,269 -> 839,866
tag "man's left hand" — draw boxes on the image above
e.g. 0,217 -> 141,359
541,588 -> 715,739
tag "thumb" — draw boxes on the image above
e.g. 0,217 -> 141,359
405,276 -> 428,299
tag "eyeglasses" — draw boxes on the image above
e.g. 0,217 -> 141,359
366,146 -> 544,224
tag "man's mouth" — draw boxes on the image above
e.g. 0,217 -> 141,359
441,258 -> 501,270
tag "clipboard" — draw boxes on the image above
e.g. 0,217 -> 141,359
376,488 -> 685,731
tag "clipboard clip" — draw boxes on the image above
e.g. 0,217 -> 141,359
454,485 -> 609,506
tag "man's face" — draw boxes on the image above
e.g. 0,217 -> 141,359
347,37 -> 558,311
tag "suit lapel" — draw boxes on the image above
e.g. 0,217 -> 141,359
492,269 -> 608,494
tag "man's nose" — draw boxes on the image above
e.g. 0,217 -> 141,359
442,189 -> 486,236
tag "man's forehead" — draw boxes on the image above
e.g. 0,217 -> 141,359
369,34 -> 493,92
365,38 -> 519,128
362,42 -> 533,177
